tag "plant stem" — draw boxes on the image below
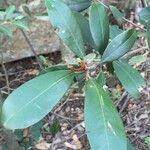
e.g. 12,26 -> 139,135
97,0 -> 146,31
0,51 -> 10,94
123,18 -> 146,31
141,0 -> 147,7
123,46 -> 148,59
20,30 -> 43,70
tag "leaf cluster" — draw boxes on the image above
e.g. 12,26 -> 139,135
0,0 -> 148,149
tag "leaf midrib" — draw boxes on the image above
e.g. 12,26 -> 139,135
115,61 -> 141,90
91,80 -> 110,150
97,5 -> 104,48
4,73 -> 72,125
55,2 -> 84,57
103,31 -> 135,62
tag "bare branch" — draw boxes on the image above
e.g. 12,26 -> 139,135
98,0 -> 146,31
20,30 -> 43,70
141,0 -> 148,7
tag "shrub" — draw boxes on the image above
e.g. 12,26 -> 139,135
1,0 -> 147,149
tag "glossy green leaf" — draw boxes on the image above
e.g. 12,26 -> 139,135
113,60 -> 145,97
102,29 -> 137,63
139,7 -> 150,26
89,2 -> 109,53
5,5 -> 15,20
74,12 -> 95,48
110,5 -> 124,24
0,26 -> 12,38
2,70 -> 74,129
63,0 -> 91,12
96,72 -> 106,86
85,79 -> 127,150
110,25 -> 123,40
13,17 -> 29,31
75,73 -> 85,90
45,0 -> 85,58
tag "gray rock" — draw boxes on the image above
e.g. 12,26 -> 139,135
1,19 -> 61,63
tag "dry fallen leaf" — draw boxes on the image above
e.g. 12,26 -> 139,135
72,134 -> 82,149
36,139 -> 51,150
64,142 -> 77,149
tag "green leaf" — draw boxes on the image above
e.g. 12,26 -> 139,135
31,121 -> 43,141
113,60 -> 145,97
110,25 -> 123,40
96,72 -> 106,86
63,0 -> 91,12
83,53 -> 96,62
109,5 -> 124,24
127,140 -> 135,150
39,64 -> 68,75
0,95 -> 3,126
49,119 -> 61,137
85,79 -> 127,150
73,12 -> 95,48
21,138 -> 33,149
39,55 -> 51,67
45,0 -> 85,58
5,5 -> 16,20
14,129 -> 23,142
102,29 -> 137,63
139,7 -> 150,48
129,55 -> 146,65
0,11 -> 5,20
106,62 -> 114,74
75,73 -> 85,90
145,137 -> 150,149
2,70 -> 74,129
13,17 -> 29,31
89,2 -> 109,53
0,26 -> 13,38
139,7 -> 150,26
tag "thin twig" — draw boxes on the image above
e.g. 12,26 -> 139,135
123,18 -> 146,31
141,0 -> 147,7
98,0 -> 146,31
54,92 -> 72,113
123,46 -> 148,59
0,52 -> 10,94
53,112 -> 83,121
20,30 -> 43,70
